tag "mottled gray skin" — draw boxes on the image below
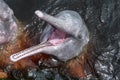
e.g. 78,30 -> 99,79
10,10 -> 89,62
0,0 -> 17,44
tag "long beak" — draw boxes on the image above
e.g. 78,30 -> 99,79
10,43 -> 50,62
35,10 -> 67,33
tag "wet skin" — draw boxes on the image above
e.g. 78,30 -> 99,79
10,10 -> 89,62
0,0 -> 17,44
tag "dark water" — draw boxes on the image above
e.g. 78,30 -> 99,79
4,0 -> 120,80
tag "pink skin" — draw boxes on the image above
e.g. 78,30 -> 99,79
10,10 -> 89,62
48,29 -> 66,45
0,0 -> 18,44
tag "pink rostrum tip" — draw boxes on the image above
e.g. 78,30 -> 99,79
35,10 -> 44,18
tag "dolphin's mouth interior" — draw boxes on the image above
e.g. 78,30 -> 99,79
47,28 -> 67,45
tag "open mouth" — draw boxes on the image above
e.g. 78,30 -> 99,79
10,28 -> 68,62
10,10 -> 89,62
47,28 -> 67,45
10,11 -> 69,62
